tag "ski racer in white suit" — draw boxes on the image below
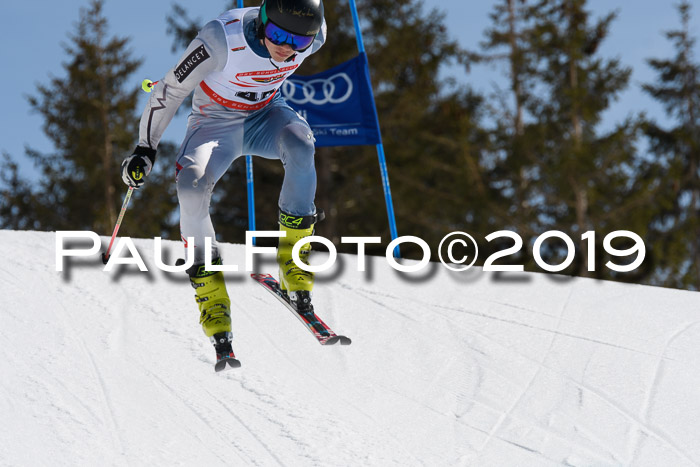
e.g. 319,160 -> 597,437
120,0 -> 326,350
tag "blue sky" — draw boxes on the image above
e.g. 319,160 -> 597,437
1,0 -> 697,181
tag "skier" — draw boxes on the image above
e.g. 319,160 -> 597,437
120,0 -> 326,366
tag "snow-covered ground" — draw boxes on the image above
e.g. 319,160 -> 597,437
1,230 -> 699,466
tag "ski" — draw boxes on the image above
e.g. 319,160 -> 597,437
251,273 -> 352,345
211,332 -> 241,371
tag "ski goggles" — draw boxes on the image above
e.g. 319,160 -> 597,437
263,21 -> 315,51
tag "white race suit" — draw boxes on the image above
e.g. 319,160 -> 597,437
138,7 -> 326,261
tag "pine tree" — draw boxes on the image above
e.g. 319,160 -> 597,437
470,0 -> 541,265
0,154 -> 39,230
486,0 -> 651,278
356,0 -> 494,257
643,1 -> 700,290
0,0 -> 178,238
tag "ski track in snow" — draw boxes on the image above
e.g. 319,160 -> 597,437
53,284 -> 128,462
478,286 -> 572,458
234,300 -> 423,465
136,365 -> 249,465
345,277 -> 700,465
343,283 -> 612,463
355,285 -> 677,362
1,231 -> 700,466
629,321 -> 700,465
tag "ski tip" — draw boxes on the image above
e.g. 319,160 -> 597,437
214,358 -> 242,372
251,273 -> 273,281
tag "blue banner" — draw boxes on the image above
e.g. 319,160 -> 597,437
281,53 -> 381,147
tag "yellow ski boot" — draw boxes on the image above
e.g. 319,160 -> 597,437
186,257 -> 231,337
277,210 -> 324,312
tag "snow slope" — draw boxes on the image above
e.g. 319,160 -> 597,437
1,230 -> 699,466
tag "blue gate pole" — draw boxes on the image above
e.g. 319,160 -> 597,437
238,0 -> 256,244
348,0 -> 400,257
246,154 -> 256,244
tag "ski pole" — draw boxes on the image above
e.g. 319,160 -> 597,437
102,186 -> 135,264
100,78 -> 152,264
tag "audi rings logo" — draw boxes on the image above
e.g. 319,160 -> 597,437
282,73 -> 353,106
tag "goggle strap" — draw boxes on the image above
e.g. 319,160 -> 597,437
260,4 -> 268,25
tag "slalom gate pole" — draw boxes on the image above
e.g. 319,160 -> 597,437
102,186 -> 134,264
348,0 -> 401,257
246,154 -> 256,245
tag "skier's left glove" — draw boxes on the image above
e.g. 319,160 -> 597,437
121,146 -> 157,188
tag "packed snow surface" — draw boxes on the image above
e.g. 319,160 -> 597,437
1,230 -> 699,466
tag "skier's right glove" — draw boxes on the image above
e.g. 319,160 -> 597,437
121,146 -> 157,188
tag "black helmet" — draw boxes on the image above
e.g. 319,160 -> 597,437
259,0 -> 324,37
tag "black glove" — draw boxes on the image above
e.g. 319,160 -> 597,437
121,146 -> 157,188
